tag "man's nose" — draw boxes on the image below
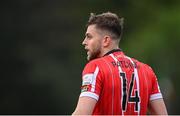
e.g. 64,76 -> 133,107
82,38 -> 86,45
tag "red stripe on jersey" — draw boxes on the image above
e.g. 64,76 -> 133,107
80,51 -> 162,115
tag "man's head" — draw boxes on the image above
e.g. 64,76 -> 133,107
82,12 -> 124,61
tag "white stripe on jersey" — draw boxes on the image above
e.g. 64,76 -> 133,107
126,56 -> 140,114
110,54 -> 141,115
150,93 -> 163,101
110,54 -> 123,72
110,54 -> 124,115
80,91 -> 99,101
91,66 -> 99,92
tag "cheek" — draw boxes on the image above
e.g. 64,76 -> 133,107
95,40 -> 102,49
90,41 -> 101,50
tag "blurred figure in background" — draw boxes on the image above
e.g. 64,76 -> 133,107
73,12 -> 167,115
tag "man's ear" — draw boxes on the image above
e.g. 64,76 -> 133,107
103,36 -> 111,47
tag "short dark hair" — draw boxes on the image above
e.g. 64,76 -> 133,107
86,12 -> 124,40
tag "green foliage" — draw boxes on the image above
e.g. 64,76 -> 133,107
0,0 -> 179,114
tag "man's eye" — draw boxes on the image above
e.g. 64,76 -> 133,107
87,35 -> 92,39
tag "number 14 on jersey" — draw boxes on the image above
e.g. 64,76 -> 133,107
120,72 -> 140,112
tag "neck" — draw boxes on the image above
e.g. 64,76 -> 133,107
100,46 -> 119,57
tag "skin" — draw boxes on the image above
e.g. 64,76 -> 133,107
82,24 -> 119,61
73,24 -> 114,115
72,24 -> 168,115
82,25 -> 103,61
149,99 -> 168,115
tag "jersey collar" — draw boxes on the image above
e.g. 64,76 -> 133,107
103,48 -> 122,56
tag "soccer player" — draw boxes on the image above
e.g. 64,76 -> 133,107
72,12 -> 167,115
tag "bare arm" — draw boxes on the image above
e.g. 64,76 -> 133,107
149,98 -> 168,115
72,96 -> 97,115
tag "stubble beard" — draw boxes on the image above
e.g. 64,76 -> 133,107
87,47 -> 101,61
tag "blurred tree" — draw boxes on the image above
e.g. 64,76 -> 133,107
0,0 -> 179,114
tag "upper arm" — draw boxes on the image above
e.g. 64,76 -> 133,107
72,96 -> 97,115
147,66 -> 168,115
73,61 -> 102,115
149,98 -> 168,115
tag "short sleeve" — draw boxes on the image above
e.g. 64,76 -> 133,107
80,61 -> 102,101
149,67 -> 163,101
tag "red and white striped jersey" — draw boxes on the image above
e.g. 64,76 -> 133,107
80,49 -> 162,115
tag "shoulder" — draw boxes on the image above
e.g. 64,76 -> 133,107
82,58 -> 104,74
82,56 -> 112,76
84,56 -> 108,68
131,57 -> 156,75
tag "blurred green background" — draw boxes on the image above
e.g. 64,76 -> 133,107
0,0 -> 180,114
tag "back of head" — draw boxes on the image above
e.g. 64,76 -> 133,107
86,12 -> 124,41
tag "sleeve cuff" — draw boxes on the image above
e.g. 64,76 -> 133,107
150,93 -> 163,101
80,92 -> 99,101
